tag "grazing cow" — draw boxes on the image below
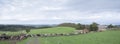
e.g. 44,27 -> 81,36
74,32 -> 79,35
66,33 -> 70,36
27,34 -> 32,37
60,33 -> 63,36
61,33 -> 66,36
36,34 -> 41,37
51,33 -> 55,36
10,36 -> 19,40
34,34 -> 38,37
69,33 -> 75,35
0,33 -> 11,40
55,33 -> 61,36
0,33 -> 29,40
43,34 -> 48,37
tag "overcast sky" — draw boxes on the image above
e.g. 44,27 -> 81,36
0,0 -> 120,25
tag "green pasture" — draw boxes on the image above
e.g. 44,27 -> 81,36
0,27 -> 120,44
18,30 -> 120,44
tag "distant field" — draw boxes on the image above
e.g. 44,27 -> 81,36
18,30 -> 120,44
0,27 -> 75,35
28,27 -> 75,34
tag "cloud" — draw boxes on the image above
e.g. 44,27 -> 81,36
66,0 -> 120,11
0,0 -> 120,24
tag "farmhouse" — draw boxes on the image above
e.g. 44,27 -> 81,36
98,25 -> 107,32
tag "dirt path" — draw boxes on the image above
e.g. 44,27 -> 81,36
9,40 -> 17,44
26,37 -> 40,44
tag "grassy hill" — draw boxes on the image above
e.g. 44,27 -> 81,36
17,30 -> 120,44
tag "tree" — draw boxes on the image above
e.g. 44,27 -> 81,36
0,25 -> 34,31
107,24 -> 114,28
76,23 -> 85,30
89,22 -> 98,31
58,23 -> 77,28
25,29 -> 30,33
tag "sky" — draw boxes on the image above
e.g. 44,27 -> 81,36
0,0 -> 120,25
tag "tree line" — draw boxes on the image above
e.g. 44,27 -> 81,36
0,25 -> 34,31
0,25 -> 52,32
58,22 -> 118,31
0,23 -> 118,32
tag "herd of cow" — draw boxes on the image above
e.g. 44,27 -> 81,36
0,33 -> 28,40
0,29 -> 93,40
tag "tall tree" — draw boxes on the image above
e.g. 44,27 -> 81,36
25,29 -> 30,33
76,23 -> 85,30
89,22 -> 98,31
58,23 -> 77,28
107,24 -> 114,28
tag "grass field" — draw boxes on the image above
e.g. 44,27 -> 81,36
1,27 -> 120,44
0,27 -> 75,44
28,27 -> 75,34
0,41 -> 10,44
17,30 -> 120,44
0,27 -> 75,35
